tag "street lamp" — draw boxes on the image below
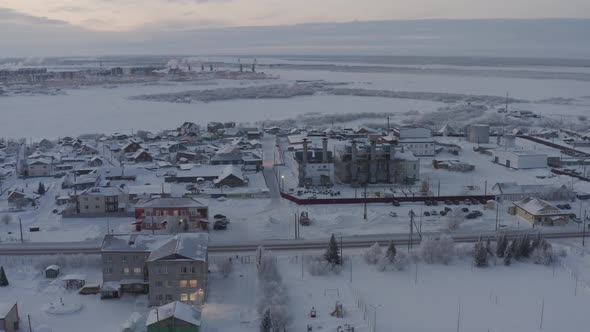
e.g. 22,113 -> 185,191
367,304 -> 382,332
281,175 -> 285,192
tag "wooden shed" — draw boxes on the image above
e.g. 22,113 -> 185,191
45,265 -> 60,279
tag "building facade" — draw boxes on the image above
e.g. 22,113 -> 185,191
77,186 -> 129,214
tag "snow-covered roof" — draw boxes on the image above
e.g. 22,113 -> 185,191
102,234 -> 179,253
61,274 -> 86,281
146,301 -> 201,327
28,158 -> 52,165
393,149 -> 418,161
136,197 -> 206,209
514,197 -> 563,216
79,186 -> 126,197
214,165 -> 244,184
175,164 -> 237,179
130,149 -> 151,159
0,302 -> 16,318
128,184 -> 172,195
45,265 -> 60,271
147,233 -> 209,262
493,182 -> 548,195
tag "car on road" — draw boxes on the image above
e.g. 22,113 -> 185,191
440,211 -> 447,216
424,201 -> 432,206
213,220 -> 228,230
461,207 -> 469,213
391,201 -> 400,207
214,214 -> 227,219
424,211 -> 431,217
431,201 -> 439,206
389,212 -> 398,217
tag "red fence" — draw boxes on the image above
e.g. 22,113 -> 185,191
280,192 -> 496,205
551,168 -> 590,183
518,135 -> 590,158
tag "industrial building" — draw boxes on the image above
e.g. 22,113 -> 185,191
491,150 -> 548,169
334,140 -> 419,186
393,126 -> 435,156
292,138 -> 334,187
467,124 -> 490,144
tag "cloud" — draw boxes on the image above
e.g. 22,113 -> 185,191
50,6 -> 89,13
0,7 -> 68,25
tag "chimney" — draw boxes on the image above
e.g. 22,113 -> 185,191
322,138 -> 328,163
302,139 -> 309,164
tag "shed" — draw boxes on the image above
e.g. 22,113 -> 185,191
146,301 -> 201,332
45,265 -> 60,279
0,302 -> 19,332
61,274 -> 86,290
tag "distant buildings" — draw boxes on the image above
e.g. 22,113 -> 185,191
393,126 -> 435,157
146,301 -> 201,332
466,124 -> 490,144
292,138 -> 334,187
0,302 -> 19,332
25,158 -> 52,177
77,186 -> 129,215
135,197 -> 209,231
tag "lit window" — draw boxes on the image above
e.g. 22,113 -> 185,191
180,294 -> 189,302
189,293 -> 197,301
133,267 -> 142,275
123,268 -> 130,275
190,280 -> 197,288
180,280 -> 188,288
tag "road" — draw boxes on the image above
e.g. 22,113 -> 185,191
261,135 -> 282,204
0,230 -> 587,255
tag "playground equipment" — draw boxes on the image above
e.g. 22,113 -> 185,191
330,301 -> 344,318
309,307 -> 317,318
300,211 -> 311,226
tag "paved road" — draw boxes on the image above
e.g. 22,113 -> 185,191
261,135 -> 282,204
0,230 -> 587,255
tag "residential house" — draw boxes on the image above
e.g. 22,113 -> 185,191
135,197 -> 209,231
130,150 -> 153,163
210,145 -> 242,165
78,144 -> 100,156
25,158 -> 52,177
7,189 -> 39,207
122,142 -> 144,154
88,156 -> 105,167
178,122 -> 200,136
512,197 -> 570,226
146,301 -> 201,332
73,174 -> 101,191
213,165 -> 245,187
491,150 -> 547,169
0,302 -> 19,332
491,182 -> 574,201
77,186 -> 129,215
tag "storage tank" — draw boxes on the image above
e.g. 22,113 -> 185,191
467,124 -> 490,144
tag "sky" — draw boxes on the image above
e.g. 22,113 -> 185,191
0,0 -> 590,57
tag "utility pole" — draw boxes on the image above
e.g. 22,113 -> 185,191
340,234 -> 343,265
583,210 -> 587,247
363,184 -> 368,220
28,314 -> 32,332
19,217 -> 24,243
495,198 -> 500,232
408,209 -> 415,252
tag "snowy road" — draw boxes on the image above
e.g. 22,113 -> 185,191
261,135 -> 282,204
0,230 -> 588,255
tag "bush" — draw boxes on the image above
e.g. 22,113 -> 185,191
306,256 -> 342,276
420,235 -> 455,265
363,243 -> 382,265
446,210 -> 464,231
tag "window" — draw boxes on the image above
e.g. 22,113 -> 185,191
189,293 -> 197,301
123,268 -> 130,275
122,256 -> 127,263
96,197 -> 100,201
84,205 -> 89,209
95,205 -> 100,208
189,280 -> 197,288
155,281 -> 163,288
190,266 -> 197,273
156,294 -> 163,301
180,280 -> 188,288
165,281 -> 172,288
180,294 -> 188,302
83,197 -> 88,201
133,267 -> 142,275
157,266 -> 167,274
146,211 -> 151,216
105,255 -> 113,263
106,267 -> 113,275
180,266 -> 188,273
165,294 -> 173,301
133,255 -> 139,262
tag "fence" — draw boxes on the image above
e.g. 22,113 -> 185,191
280,192 -> 495,205
551,168 -> 590,183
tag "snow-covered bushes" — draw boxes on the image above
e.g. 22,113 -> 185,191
445,210 -> 464,231
256,247 -> 291,332
306,256 -> 342,276
420,235 -> 455,265
363,243 -> 382,265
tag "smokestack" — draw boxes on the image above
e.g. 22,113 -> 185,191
322,138 -> 328,163
302,139 -> 309,164
351,140 -> 358,183
369,140 -> 377,183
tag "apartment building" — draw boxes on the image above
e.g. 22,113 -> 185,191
78,186 -> 129,215
100,234 -> 209,306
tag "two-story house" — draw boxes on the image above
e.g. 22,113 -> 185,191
77,186 -> 129,215
135,197 -> 209,231
100,234 -> 209,306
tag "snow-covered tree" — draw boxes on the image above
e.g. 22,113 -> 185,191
260,308 -> 272,332
485,238 -> 493,257
363,242 -> 382,265
473,241 -> 488,267
504,245 -> 513,266
1,214 -> 12,225
532,240 -> 555,266
325,234 -> 341,265
531,232 -> 543,251
219,258 -> 233,278
420,235 -> 455,265
0,266 -> 8,286
496,234 -> 508,258
384,241 -> 397,264
37,182 -> 46,195
446,209 -> 465,231
519,234 -> 532,258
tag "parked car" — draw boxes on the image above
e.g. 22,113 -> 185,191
453,200 -> 461,205
424,201 -> 432,206
444,207 -> 452,212
214,214 -> 227,219
431,210 -> 438,216
562,204 -> 572,210
391,201 -> 400,207
464,200 -> 472,205
424,211 -> 431,217
389,212 -> 398,217
431,201 -> 439,206
444,200 -> 453,205
440,211 -> 447,216
462,207 -> 470,213
213,221 -> 228,230
472,210 -> 483,217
